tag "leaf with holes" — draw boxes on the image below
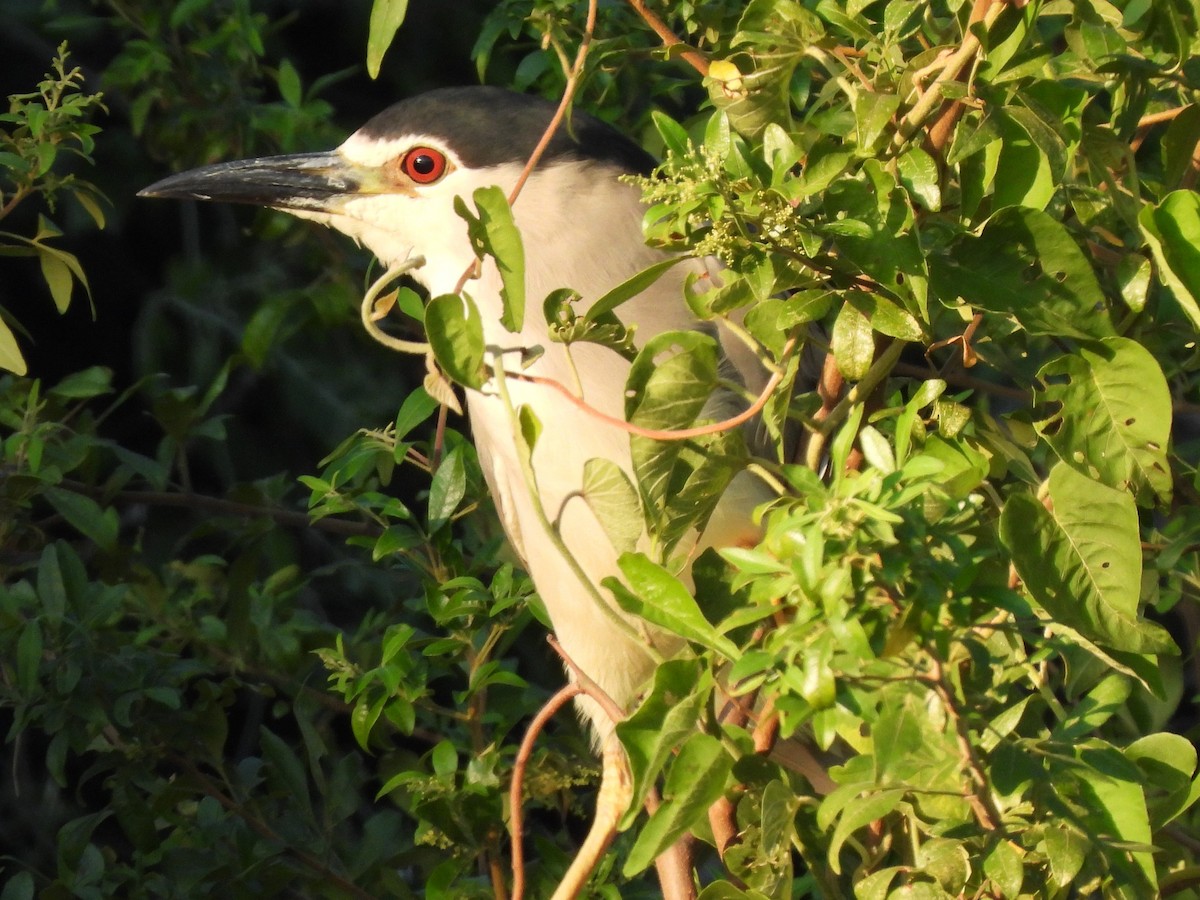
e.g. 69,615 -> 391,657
1034,338 -> 1171,505
1000,464 -> 1174,653
930,207 -> 1112,339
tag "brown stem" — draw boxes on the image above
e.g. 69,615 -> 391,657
923,655 -> 1003,832
624,0 -> 709,76
510,683 -> 584,900
54,477 -> 382,537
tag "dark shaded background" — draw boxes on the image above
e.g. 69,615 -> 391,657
2,0 -> 503,478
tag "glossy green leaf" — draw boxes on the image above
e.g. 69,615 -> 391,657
831,301 -> 874,380
463,186 -> 525,333
826,789 -> 905,873
588,256 -> 685,321
1077,768 -> 1156,892
608,553 -> 739,658
394,387 -> 439,442
427,444 -> 466,533
1125,732 -> 1200,827
1043,824 -> 1087,889
983,839 -> 1024,898
1034,338 -> 1171,504
0,316 -> 27,375
424,293 -> 485,389
38,247 -> 73,312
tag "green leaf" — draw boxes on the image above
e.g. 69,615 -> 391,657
617,659 -> 713,824
277,58 -> 302,107
1000,464 -> 1174,653
915,837 -> 970,894
0,316 -> 28,375
1077,768 -> 1156,892
1052,672 -> 1131,741
624,732 -> 733,876
588,256 -> 685,321
1124,732 -> 1199,827
853,91 -> 900,153
582,458 -> 643,555
38,247 -> 73,313
983,839 -> 1024,898
457,187 -> 525,333
427,444 -> 466,533
825,789 -> 905,874
626,330 -> 721,519
43,487 -> 118,551
425,293 -> 485,389
898,146 -> 941,211
931,207 -> 1112,339
394,387 -> 439,442
846,291 -> 924,342
1034,338 -> 1172,505
16,619 -> 42,695
517,404 -> 541,453
351,694 -> 385,751
366,0 -> 409,79
1139,189 -> 1200,329
831,301 -> 874,380
0,871 -> 34,900
607,553 -> 739,658
1043,824 -> 1087,889
992,108 -> 1057,210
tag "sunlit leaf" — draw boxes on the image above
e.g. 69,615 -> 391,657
366,0 -> 409,79
1000,464 -> 1174,653
1034,338 -> 1172,505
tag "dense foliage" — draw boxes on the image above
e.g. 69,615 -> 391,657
2,0 -> 1199,898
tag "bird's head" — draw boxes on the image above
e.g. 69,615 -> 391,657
140,87 -> 658,304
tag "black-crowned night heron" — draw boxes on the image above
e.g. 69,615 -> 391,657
140,86 -> 776,742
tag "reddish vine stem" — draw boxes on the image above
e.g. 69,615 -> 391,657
508,336 -> 797,443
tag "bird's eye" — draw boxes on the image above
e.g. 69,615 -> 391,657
400,146 -> 447,184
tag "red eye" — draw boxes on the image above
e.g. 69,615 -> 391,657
400,146 -> 447,184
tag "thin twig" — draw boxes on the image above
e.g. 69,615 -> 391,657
54,478 -> 382,537
624,0 -> 709,76
453,0 -> 599,298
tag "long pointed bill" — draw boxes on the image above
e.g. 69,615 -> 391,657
138,151 -> 367,213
